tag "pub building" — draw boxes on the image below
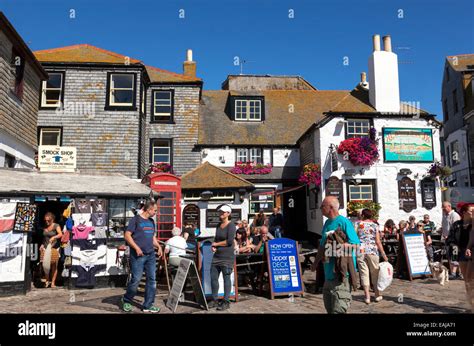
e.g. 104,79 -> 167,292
0,168 -> 157,297
298,34 -> 443,235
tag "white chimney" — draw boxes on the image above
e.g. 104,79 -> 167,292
368,34 -> 400,113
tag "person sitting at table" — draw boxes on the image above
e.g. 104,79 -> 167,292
408,215 -> 417,232
235,228 -> 254,254
383,219 -> 398,239
396,220 -> 409,241
254,226 -> 274,254
252,210 -> 266,228
165,227 -> 187,267
182,223 -> 199,251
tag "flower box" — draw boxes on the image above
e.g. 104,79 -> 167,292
230,162 -> 272,175
347,200 -> 381,219
146,162 -> 173,175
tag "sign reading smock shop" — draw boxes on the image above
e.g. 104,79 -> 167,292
265,238 -> 304,299
206,209 -> 241,228
398,177 -> 417,212
383,128 -> 434,162
325,176 -> 344,208
38,146 -> 77,172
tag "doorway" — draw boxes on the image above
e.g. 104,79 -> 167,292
281,187 -> 307,240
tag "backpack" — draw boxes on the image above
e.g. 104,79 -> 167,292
446,221 -> 462,247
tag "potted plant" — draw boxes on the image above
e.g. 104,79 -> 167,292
298,163 -> 322,187
337,128 -> 379,166
424,162 -> 451,179
146,162 -> 173,175
347,200 -> 381,219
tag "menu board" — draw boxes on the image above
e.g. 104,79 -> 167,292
325,176 -> 344,208
421,179 -> 436,210
402,233 -> 432,279
398,177 -> 416,212
183,204 -> 200,227
13,203 -> 37,232
206,209 -> 241,228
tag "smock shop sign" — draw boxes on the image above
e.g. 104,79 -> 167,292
38,146 -> 77,172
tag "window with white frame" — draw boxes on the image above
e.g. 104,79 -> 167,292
152,90 -> 173,121
348,184 -> 373,201
41,73 -> 63,107
151,139 -> 171,163
346,119 -> 370,138
236,148 -> 262,163
235,99 -> 262,121
39,128 -> 62,146
109,74 -> 134,106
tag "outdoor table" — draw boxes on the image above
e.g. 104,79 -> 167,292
235,253 -> 265,293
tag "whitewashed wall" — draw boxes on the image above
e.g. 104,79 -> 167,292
181,193 -> 250,238
306,117 -> 443,235
0,129 -> 36,168
202,148 -> 298,167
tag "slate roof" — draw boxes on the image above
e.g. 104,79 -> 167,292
181,162 -> 254,190
34,44 -> 142,65
145,65 -> 202,83
329,84 -> 430,115
198,89 -> 348,146
447,54 -> 474,72
0,168 -> 154,197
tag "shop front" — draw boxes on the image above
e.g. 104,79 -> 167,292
0,169 -> 157,297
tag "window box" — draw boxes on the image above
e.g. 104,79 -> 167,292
145,162 -> 173,175
230,162 -> 272,175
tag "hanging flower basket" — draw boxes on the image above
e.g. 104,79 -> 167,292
337,129 -> 379,166
230,162 -> 272,175
347,200 -> 381,218
146,162 -> 173,175
298,163 -> 322,187
424,162 -> 451,179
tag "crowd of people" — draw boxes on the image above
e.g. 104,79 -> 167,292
311,196 -> 474,314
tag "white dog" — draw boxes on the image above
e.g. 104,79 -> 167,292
429,262 -> 449,286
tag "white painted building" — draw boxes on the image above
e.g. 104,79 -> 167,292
299,34 -> 443,235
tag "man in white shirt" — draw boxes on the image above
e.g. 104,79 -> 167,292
165,227 -> 187,267
441,201 -> 461,277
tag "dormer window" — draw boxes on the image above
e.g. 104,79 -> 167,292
231,96 -> 265,122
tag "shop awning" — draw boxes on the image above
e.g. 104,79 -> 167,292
0,168 -> 157,198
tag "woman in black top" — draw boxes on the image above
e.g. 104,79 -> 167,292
448,203 -> 473,280
209,204 -> 236,311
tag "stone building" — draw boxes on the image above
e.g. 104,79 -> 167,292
0,12 -> 47,168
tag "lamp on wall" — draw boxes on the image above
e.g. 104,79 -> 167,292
238,188 -> 246,203
200,191 -> 213,200
398,168 -> 412,176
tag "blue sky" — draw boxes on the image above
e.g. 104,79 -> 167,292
1,0 -> 473,117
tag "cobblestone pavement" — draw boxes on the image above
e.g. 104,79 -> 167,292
0,271 -> 470,314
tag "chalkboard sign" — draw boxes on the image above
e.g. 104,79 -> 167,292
165,258 -> 208,313
183,204 -> 200,227
401,232 -> 432,280
206,209 -> 241,228
421,179 -> 436,210
325,176 -> 344,208
13,203 -> 37,232
398,177 -> 416,212
265,238 -> 304,299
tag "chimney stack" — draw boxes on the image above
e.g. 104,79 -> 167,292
360,72 -> 369,90
183,49 -> 196,78
383,35 -> 392,52
372,35 -> 381,52
368,34 -> 400,113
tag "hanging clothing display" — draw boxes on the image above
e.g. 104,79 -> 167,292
72,224 -> 94,240
94,227 -> 108,239
92,199 -> 108,213
91,213 -> 108,227
75,199 -> 92,214
72,213 -> 92,227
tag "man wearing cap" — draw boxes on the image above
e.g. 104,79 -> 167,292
208,204 -> 237,311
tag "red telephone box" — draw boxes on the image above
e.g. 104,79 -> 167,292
146,173 -> 181,241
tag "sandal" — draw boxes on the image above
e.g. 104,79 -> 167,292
45,281 -> 51,288
364,298 -> 371,304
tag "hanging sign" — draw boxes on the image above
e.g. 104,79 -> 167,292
183,204 -> 200,227
402,232 -> 432,280
325,176 -> 344,208
13,203 -> 37,232
421,179 -> 436,210
398,177 -> 417,212
166,258 -> 208,313
38,145 -> 77,172
265,238 -> 304,299
383,128 -> 434,162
